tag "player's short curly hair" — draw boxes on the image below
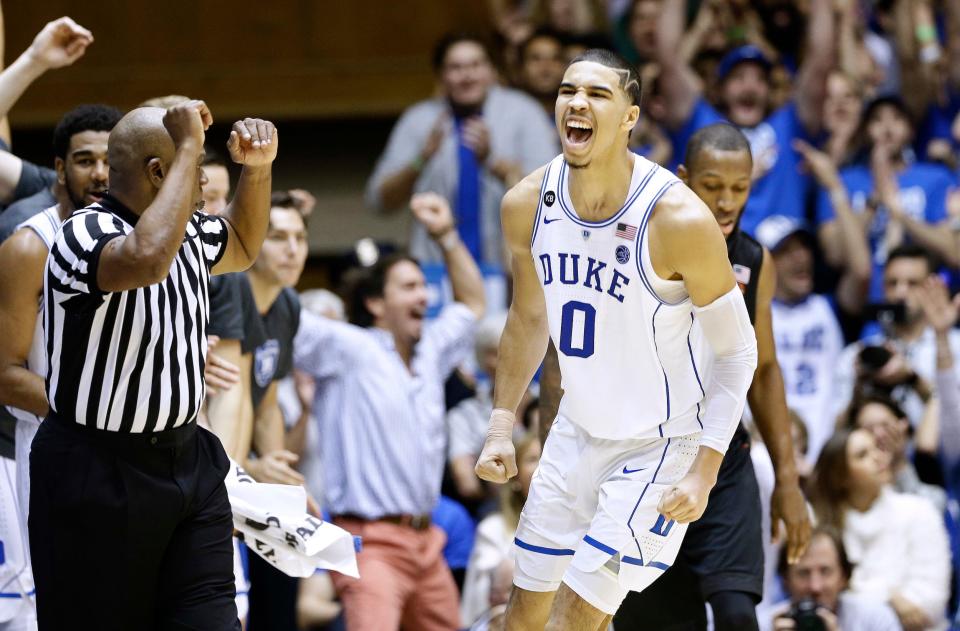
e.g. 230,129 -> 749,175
52,104 -> 123,160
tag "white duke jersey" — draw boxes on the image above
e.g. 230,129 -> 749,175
6,206 -> 61,427
532,154 -> 705,440
771,294 -> 844,462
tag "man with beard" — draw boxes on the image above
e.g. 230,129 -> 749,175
0,105 -> 119,242
832,245 -> 960,429
0,103 -> 121,631
294,192 -> 485,630
653,0 -> 835,235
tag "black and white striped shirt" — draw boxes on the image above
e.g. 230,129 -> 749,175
44,194 -> 228,433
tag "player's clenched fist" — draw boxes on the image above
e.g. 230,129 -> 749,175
227,118 -> 278,167
163,100 -> 212,150
657,472 -> 713,524
475,408 -> 518,483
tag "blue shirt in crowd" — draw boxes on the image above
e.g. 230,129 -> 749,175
668,97 -> 813,236
815,161 -> 955,301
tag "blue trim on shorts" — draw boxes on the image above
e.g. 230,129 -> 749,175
582,534 -> 617,556
648,561 -> 671,571
0,588 -> 36,599
514,537 -> 575,556
622,555 -> 645,566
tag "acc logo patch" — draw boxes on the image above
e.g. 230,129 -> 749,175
615,245 -> 630,264
254,339 -> 281,387
544,191 -> 556,206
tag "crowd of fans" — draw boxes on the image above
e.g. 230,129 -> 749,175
5,1 -> 960,630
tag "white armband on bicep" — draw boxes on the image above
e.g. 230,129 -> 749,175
693,286 -> 758,454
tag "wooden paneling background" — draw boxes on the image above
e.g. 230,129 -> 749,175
4,2 -> 496,259
4,1 -> 492,126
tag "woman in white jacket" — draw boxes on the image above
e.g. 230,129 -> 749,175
461,435 -> 541,628
810,426 -> 950,631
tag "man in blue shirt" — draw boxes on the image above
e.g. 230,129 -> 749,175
652,0 -> 835,235
816,96 -> 958,303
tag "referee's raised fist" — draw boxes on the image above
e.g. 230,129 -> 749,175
163,100 -> 211,150
227,118 -> 278,167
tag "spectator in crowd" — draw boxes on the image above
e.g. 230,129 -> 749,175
528,0 -> 607,37
757,139 -> 870,463
366,33 -> 557,266
842,393 -> 945,512
621,0 -> 660,65
767,527 -> 902,631
833,245 -> 960,427
448,312 -> 508,503
201,151 -> 230,216
279,287 -> 345,502
816,96 -> 958,303
516,27 -> 565,120
461,435 -> 541,628
293,192 -> 485,630
654,0 -> 835,235
754,214 -> 850,467
810,427 -> 951,630
821,70 -> 866,167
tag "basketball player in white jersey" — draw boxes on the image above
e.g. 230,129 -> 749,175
475,49 -> 758,630
0,104 -> 121,630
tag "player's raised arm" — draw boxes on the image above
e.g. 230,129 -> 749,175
651,187 -> 758,523
475,168 -> 549,484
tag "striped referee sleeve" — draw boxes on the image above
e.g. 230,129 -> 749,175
193,212 -> 229,269
47,210 -> 125,304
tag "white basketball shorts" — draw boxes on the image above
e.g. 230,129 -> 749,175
513,415 -> 701,615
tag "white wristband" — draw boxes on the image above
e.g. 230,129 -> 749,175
487,408 -> 516,440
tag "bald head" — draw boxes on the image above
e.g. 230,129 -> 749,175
108,107 -> 176,195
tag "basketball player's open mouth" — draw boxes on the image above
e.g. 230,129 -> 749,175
565,120 -> 593,145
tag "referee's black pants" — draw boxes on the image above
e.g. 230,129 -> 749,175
28,412 -> 240,631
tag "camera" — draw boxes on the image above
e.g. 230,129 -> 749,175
858,345 -> 893,373
788,598 -> 826,631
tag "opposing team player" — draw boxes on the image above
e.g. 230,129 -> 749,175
474,49 -> 758,630
618,123 -> 811,630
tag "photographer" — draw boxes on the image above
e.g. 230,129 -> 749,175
832,245 -> 960,427
771,527 -> 901,631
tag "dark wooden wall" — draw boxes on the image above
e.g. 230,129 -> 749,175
4,1 -> 491,127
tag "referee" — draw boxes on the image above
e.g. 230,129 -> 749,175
29,101 -> 277,630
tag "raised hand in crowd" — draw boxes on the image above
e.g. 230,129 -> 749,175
918,275 -> 960,336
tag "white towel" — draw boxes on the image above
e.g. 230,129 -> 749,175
224,461 -> 360,579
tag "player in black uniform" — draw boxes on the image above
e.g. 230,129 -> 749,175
616,123 -> 811,630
